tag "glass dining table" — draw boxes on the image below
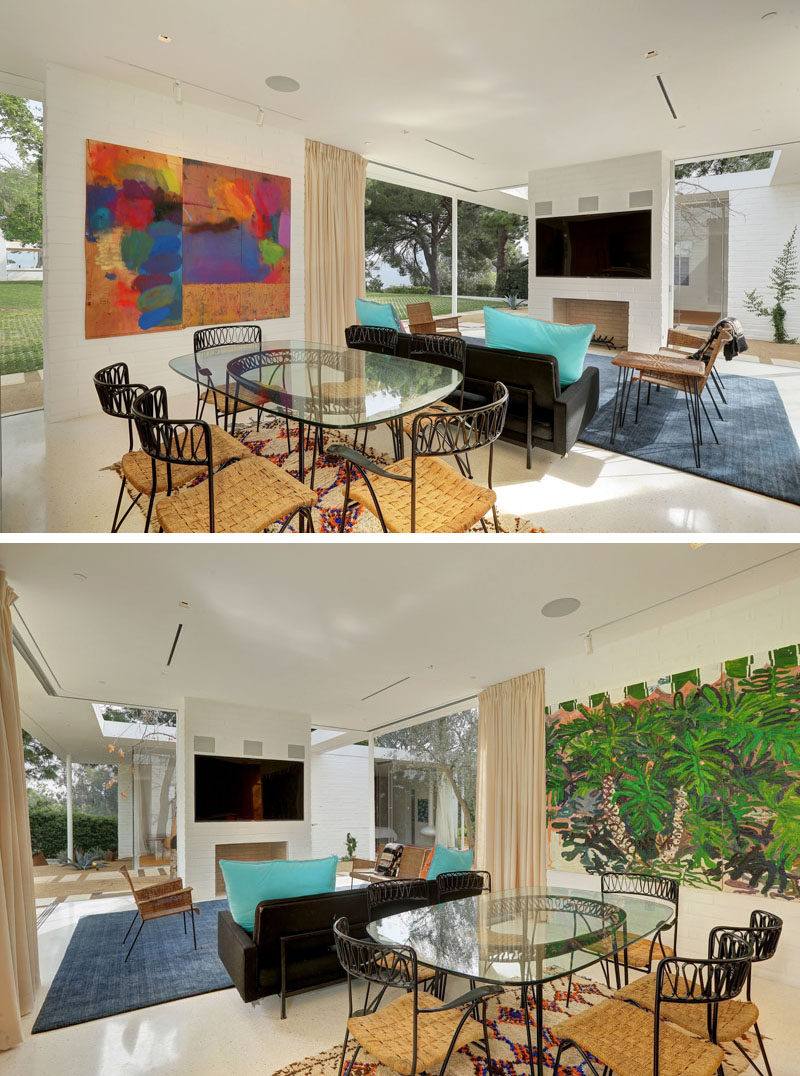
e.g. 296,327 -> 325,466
168,340 -> 461,486
367,885 -> 675,1076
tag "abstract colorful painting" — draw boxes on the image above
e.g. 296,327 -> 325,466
546,643 -> 800,899
85,141 -> 183,338
85,141 -> 291,338
182,160 -> 290,326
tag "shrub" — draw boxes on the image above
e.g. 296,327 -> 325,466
28,800 -> 117,859
382,285 -> 432,294
495,262 -> 529,299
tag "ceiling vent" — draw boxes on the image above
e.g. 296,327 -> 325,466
361,676 -> 411,702
287,744 -> 305,759
578,196 -> 599,213
424,138 -> 475,160
243,739 -> 262,756
656,75 -> 678,120
534,201 -> 553,217
629,189 -> 653,208
166,624 -> 183,666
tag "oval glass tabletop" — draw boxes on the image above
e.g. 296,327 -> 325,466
169,339 -> 461,430
367,885 -> 675,987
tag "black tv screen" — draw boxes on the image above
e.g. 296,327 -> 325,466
194,755 -> 304,822
535,209 -> 651,279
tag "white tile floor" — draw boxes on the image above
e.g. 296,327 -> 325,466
1,895 -> 798,1076
3,356 -> 800,533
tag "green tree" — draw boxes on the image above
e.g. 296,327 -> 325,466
0,95 -> 43,247
22,729 -> 61,783
675,152 -> 773,180
743,226 -> 799,343
366,179 -> 452,293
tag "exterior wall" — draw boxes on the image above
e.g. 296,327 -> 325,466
528,151 -> 671,352
727,182 -> 800,341
544,572 -> 800,987
177,698 -> 311,902
310,743 -> 372,861
42,63 -> 305,423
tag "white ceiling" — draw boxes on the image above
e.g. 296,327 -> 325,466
3,542 -> 798,763
2,0 -> 799,191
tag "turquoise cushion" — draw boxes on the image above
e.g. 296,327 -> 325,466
426,845 -> 474,881
355,297 -> 405,333
484,306 -> 595,387
220,854 -> 338,933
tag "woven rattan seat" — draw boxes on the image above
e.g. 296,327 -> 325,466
586,935 -> 674,968
554,998 -> 724,1076
347,989 -> 484,1076
121,426 -> 250,494
348,455 -> 495,533
401,401 -> 457,437
615,973 -> 759,1042
155,456 -> 316,533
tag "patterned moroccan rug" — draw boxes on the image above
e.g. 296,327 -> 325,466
271,976 -> 758,1076
108,418 -> 544,534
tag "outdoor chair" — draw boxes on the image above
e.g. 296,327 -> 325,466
132,386 -> 317,533
366,879 -> 441,994
119,863 -> 199,962
330,382 -> 509,533
614,910 -> 782,1076
93,362 -> 249,532
406,301 -> 462,338
333,915 -> 501,1076
435,870 -> 492,903
554,929 -> 753,1076
193,323 -> 263,431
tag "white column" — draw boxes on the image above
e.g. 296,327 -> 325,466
65,754 -> 73,860
367,735 -> 376,858
451,196 -> 458,316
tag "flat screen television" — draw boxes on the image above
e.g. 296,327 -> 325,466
194,754 -> 304,822
535,209 -> 651,279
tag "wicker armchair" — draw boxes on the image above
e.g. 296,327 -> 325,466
93,363 -> 250,532
554,930 -> 753,1076
119,863 -> 199,962
132,386 -> 316,533
407,302 -> 461,338
333,915 -> 500,1076
330,383 -> 508,533
614,911 -> 782,1076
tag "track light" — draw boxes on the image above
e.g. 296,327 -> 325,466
256,106 -> 265,127
173,80 -> 182,104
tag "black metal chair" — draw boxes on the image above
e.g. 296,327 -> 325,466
366,878 -> 443,995
93,362 -> 151,531
602,872 -> 680,983
554,929 -> 753,1076
435,870 -> 492,903
330,382 -> 509,533
401,334 -> 471,474
332,915 -> 501,1076
343,324 -> 401,455
132,386 -> 316,533
193,323 -> 262,430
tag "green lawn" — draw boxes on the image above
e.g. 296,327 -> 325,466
368,292 -> 507,320
0,281 -> 43,376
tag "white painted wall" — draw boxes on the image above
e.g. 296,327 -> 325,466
310,742 -> 372,861
727,182 -> 800,341
42,63 -> 305,423
528,151 -> 671,352
177,697 -> 311,902
544,572 -> 800,987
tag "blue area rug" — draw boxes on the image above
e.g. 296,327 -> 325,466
33,899 -> 232,1033
580,353 -> 800,505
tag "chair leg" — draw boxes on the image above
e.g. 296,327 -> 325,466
122,910 -> 139,944
699,394 -> 720,444
337,1029 -> 350,1076
635,378 -> 642,423
191,908 -> 197,950
124,918 -> 146,962
183,911 -> 187,934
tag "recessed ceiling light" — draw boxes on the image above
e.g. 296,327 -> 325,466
265,75 -> 300,93
645,49 -> 658,59
157,33 -> 172,43
179,600 -> 190,608
541,597 -> 581,618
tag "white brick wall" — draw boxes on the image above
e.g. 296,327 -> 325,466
545,573 -> 800,987
42,63 -> 305,423
727,182 -> 800,341
177,698 -> 311,902
528,152 -> 671,352
310,744 -> 372,861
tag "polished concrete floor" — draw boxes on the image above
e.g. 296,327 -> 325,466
1,894 -> 798,1076
3,355 -> 800,533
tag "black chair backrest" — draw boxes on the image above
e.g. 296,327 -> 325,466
601,872 -> 679,908
410,381 -> 508,460
194,323 -> 262,354
408,333 -> 467,407
366,878 -> 431,922
93,363 -> 148,451
436,870 -> 491,903
132,386 -> 213,469
345,324 -> 399,355
707,909 -> 782,992
333,915 -> 417,991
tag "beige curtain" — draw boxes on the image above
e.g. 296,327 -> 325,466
304,139 -> 366,345
0,573 -> 39,1050
475,669 -> 547,891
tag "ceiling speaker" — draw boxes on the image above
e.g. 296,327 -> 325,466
193,735 -> 215,753
287,744 -> 305,759
578,196 -> 599,213
243,740 -> 263,756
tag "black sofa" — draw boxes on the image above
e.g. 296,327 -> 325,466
218,882 -> 439,1016
393,333 -> 599,465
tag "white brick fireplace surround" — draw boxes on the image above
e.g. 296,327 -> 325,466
528,151 -> 672,354
176,698 -> 312,902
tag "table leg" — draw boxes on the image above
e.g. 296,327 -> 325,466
521,985 -> 536,1076
535,981 -> 544,1076
297,419 -> 306,483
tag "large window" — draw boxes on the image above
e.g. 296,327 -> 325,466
374,707 -> 477,854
